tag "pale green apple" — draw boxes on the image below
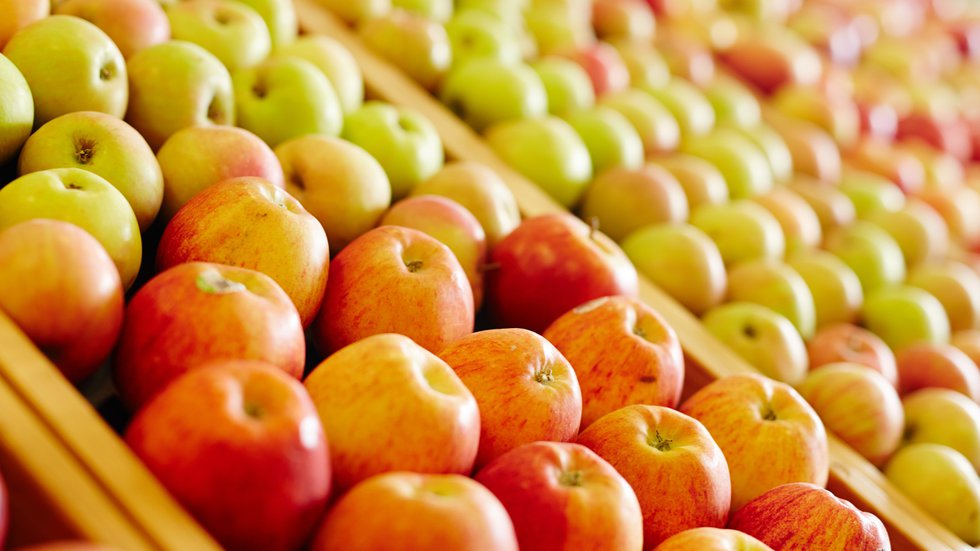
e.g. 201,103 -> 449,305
643,78 -> 715,138
902,388 -> 980,472
885,444 -> 980,545
0,53 -> 32,165
126,41 -> 234,150
523,0 -> 594,55
621,223 -> 726,315
229,0 -> 296,47
908,262 -> 980,333
316,0 -> 389,24
3,15 -> 127,126
599,89 -> 680,155
565,106 -> 643,174
681,127 -> 774,199
727,259 -> 816,339
752,187 -> 821,254
649,153 -> 728,210
166,0 -> 271,71
609,40 -> 670,90
444,10 -> 521,69
838,168 -> 906,219
440,59 -> 547,132
787,175 -> 856,234
580,164 -> 688,242
868,201 -> 950,269
343,101 -> 444,199
690,200 -> 785,266
861,285 -> 950,350
787,250 -> 863,330
0,168 -> 142,289
703,75 -> 761,128
726,123 -> 794,184
530,57 -> 595,116
485,115 -> 591,208
359,10 -> 451,91
274,36 -> 363,115
824,221 -> 905,293
393,0 -> 451,21
233,57 -> 343,147
18,112 -> 163,231
702,302 -> 809,384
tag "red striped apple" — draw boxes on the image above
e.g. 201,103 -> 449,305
653,527 -> 773,550
896,343 -> 980,401
55,0 -> 169,58
807,324 -> 898,387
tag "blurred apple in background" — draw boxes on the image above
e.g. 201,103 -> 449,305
787,251 -> 863,329
441,59 -> 548,132
445,10 -> 521,70
360,10 -> 451,91
752,188 -> 821,254
861,286 -> 950,351
704,76 -> 762,129
3,16 -> 127,125
907,262 -> 980,333
275,36 -> 363,115
653,527 -> 773,551
644,79 -> 715,139
231,0 -> 297,48
764,115 -> 841,184
896,343 -> 980,401
304,334 -> 480,489
531,57 -> 596,116
0,53 -> 32,166
580,164 -> 688,242
953,329 -> 980,368
719,26 -> 821,94
901,142 -> 965,194
392,0 -> 451,21
0,0 -> 49,49
902,388 -> 980,472
727,123 -> 794,185
592,0 -> 655,42
524,0 -> 594,57
655,31 -> 715,87
167,0 -> 271,72
726,259 -> 816,339
691,201 -> 785,266
787,176 -> 856,235
0,168 -> 141,289
846,137 -> 926,194
702,302 -> 808,384
770,84 -> 861,148
649,154 -> 729,210
823,221 -> 905,294
621,223 -> 727,315
682,128 -> 774,199
610,41 -> 670,91
317,0 -> 389,24
681,374 -> 828,510
558,42 -> 630,97
837,168 -> 905,220
807,324 -> 897,387
867,201 -> 949,269
54,0 -> 169,59
917,186 -> 980,248
599,89 -> 681,155
566,107 -> 644,174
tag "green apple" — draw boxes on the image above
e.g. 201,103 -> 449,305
126,41 -> 235,150
609,40 -> 670,90
565,106 -> 643,174
343,101 -> 444,199
392,0 -> 451,21
485,115 -> 591,208
727,259 -> 816,339
702,302 -> 809,384
787,175 -> 856,234
621,223 -> 726,315
0,53 -> 32,166
861,285 -> 950,350
275,36 -> 363,115
580,164 -> 688,242
523,0 -> 594,55
233,57 -> 343,147
838,168 -> 906,219
752,187 -> 821,254
229,0 -> 296,47
444,10 -> 521,69
867,201 -> 950,269
0,168 -> 142,289
316,0 -> 389,24
167,0 -> 271,71
599,89 -> 680,155
907,262 -> 980,333
18,111 -> 163,231
530,57 -> 595,116
885,444 -> 980,545
359,10 -> 451,91
649,153 -> 728,210
440,59 -> 547,132
787,250 -> 863,330
824,221 -> 906,294
643,78 -> 715,138
690,200 -> 785,266
726,123 -> 794,184
703,75 -> 761,128
902,388 -> 980,472
3,15 -> 127,126
681,127 -> 774,199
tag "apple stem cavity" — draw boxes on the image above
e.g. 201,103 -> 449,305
207,96 -> 224,123
243,401 -> 264,419
761,404 -> 778,421
99,62 -> 116,81
196,271 -> 247,295
534,366 -> 555,384
649,430 -> 673,451
742,324 -> 758,339
405,260 -> 424,273
74,140 -> 95,165
558,470 -> 585,487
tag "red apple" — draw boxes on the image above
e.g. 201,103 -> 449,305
653,527 -> 773,550
313,225 -> 474,354
807,323 -> 898,388
486,213 -> 639,334
896,343 -> 980,401
543,295 -> 684,428
311,472 -> 518,551
475,441 -> 643,551
719,28 -> 822,94
55,0 -> 169,58
897,113 -> 973,163
577,405 -> 731,548
558,42 -> 630,97
0,220 -> 123,383
114,262 -> 305,410
728,483 -> 890,551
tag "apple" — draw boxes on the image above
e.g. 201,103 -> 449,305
156,125 -> 284,220
885,444 -> 980,544
719,27 -> 821,94
316,0 -> 388,24
764,114 -> 841,184
680,374 -> 828,510
523,0 -> 594,57
917,186 -> 980,248
359,10 -> 451,91
0,0 -> 48,49
953,329 -> 980,369
125,361 -> 329,551
903,388 -> 980,472
907,262 -> 980,333
690,201 -> 785,267
166,0 -> 270,71
54,0 -> 167,58
867,201 -> 949,269
577,405 -> 731,547
593,0 -> 655,42
609,41 -> 670,91
314,225 -> 473,354
3,15 -> 126,126
823,221 -> 905,294
440,59 -> 548,132
728,483 -> 890,550
580,164 -> 688,242
900,141 -> 965,194
726,259 -> 816,339
702,302 -> 808,384
311,472 -> 518,551
557,43 -> 630,98
229,0 -> 296,48
304,334 -> 480,489
786,252 -> 863,330
444,10 -> 520,70
113,262 -> 304,410
770,84 -> 861,148
681,128 -> 774,199
0,53 -> 32,166
621,223 -> 726,315
530,57 -> 596,116
125,41 -> 234,150
726,123 -> 794,185
565,106 -> 644,174
653,528 -> 773,551
485,116 -> 591,208
381,195 -> 487,308
412,161 -> 520,247
0,220 -> 122,383
808,324 -> 897,387
837,168 -> 906,220
343,101 -> 444,200
861,286 -> 950,351
897,113 -> 973,164
645,79 -> 715,138
655,30 -> 715,87
846,137 -> 926,194
275,36 -> 363,115
19,111 -> 164,231
648,154 -> 728,210
543,295 -> 683,428
752,188 -> 821,254
599,89 -> 681,155
786,176 -> 856,235
485,213 -> 638,334
0,169 -> 141,289
896,343 -> 980,401
703,75 -> 762,128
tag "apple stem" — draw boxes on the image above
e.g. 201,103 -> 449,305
589,216 -> 600,241
480,262 -> 501,273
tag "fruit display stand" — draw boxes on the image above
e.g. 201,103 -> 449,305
291,1 -> 973,549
